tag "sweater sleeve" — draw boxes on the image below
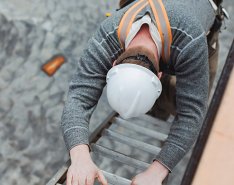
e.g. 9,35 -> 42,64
155,33 -> 209,171
61,18 -> 121,151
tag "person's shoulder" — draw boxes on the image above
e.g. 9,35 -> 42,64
164,0 -> 204,37
100,8 -> 126,31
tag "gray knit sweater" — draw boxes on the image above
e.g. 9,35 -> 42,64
61,0 -> 216,171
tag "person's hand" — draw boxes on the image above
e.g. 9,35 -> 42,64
66,144 -> 108,185
131,161 -> 169,185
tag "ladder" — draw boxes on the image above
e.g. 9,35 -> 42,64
47,111 -> 174,185
47,40 -> 234,185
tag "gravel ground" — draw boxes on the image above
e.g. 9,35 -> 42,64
0,1 -> 233,185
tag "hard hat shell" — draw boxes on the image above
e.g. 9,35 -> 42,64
106,64 -> 162,119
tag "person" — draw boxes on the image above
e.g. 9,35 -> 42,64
61,0 -> 225,184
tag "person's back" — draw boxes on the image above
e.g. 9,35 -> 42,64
61,1 -> 222,184
102,0 -> 216,73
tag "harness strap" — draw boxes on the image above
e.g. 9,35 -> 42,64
118,0 -> 148,47
149,0 -> 172,62
118,0 -> 172,63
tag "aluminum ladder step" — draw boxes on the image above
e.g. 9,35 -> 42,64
103,129 -> 161,155
102,170 -> 131,185
47,112 -> 170,185
91,144 -> 150,171
128,115 -> 171,134
113,117 -> 168,141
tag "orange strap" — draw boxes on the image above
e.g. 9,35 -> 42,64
118,0 -> 172,63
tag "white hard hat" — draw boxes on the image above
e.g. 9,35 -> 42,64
106,63 -> 162,119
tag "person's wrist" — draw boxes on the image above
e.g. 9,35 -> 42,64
70,144 -> 91,162
149,160 -> 169,180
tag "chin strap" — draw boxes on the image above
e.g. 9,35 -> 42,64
120,54 -> 159,75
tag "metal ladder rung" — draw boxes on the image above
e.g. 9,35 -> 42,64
139,114 -> 172,127
102,170 -> 131,185
114,117 -> 168,141
46,161 -> 70,185
128,115 -> 170,134
91,144 -> 149,171
103,129 -> 161,155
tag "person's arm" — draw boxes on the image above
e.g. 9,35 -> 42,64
61,17 -> 121,151
67,144 -> 108,185
61,16 -> 122,185
154,33 -> 209,171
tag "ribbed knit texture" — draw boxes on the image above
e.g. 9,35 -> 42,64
61,0 -> 215,171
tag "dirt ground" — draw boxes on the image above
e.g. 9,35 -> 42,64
0,0 -> 233,184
